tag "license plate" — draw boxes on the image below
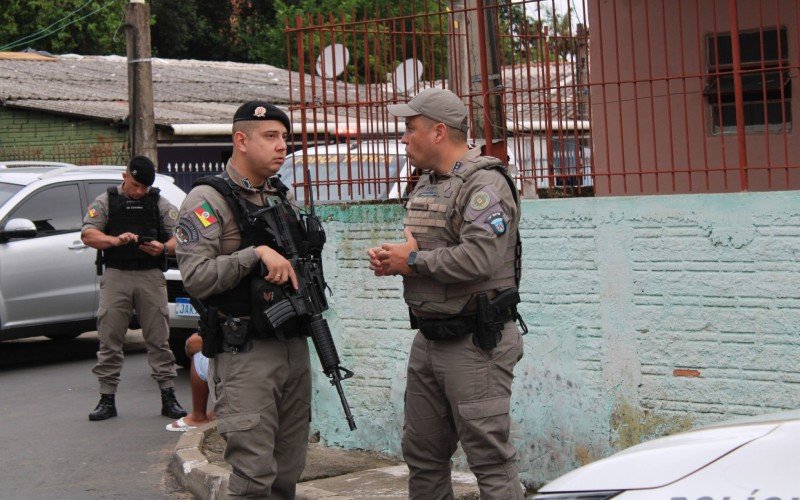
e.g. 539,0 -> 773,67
175,297 -> 199,317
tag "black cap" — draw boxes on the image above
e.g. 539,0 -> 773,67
233,101 -> 291,132
128,156 -> 156,186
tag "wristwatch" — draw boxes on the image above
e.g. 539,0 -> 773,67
406,251 -> 418,271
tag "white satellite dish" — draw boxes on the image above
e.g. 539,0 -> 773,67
393,58 -> 423,94
315,44 -> 349,79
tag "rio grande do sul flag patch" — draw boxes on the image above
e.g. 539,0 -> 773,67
193,202 -> 218,227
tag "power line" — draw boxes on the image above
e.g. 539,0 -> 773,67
0,0 -> 120,52
3,0 -> 97,50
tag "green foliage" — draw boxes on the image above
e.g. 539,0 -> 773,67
0,0 -> 126,54
150,0 -> 279,63
505,2 -> 581,64
1,0 -> 579,71
281,0 -> 451,83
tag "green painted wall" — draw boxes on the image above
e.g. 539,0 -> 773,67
308,190 -> 800,488
0,108 -> 129,165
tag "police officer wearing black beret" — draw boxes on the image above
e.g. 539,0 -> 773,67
82,156 -> 187,421
176,102 -> 313,498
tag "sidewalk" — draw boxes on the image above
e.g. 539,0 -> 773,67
169,423 -> 481,499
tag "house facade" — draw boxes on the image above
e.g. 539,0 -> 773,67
588,0 -> 799,195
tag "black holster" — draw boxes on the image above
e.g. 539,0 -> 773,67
95,250 -> 104,276
221,316 -> 252,354
199,305 -> 223,358
473,293 -> 503,349
473,288 -> 525,349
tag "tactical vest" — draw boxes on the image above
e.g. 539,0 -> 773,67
402,155 -> 520,316
194,175 -> 307,335
102,187 -> 164,270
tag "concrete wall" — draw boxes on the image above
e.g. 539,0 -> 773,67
308,191 -> 800,488
0,108 -> 128,164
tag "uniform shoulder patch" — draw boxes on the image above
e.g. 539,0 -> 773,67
484,211 -> 507,235
87,202 -> 99,218
469,190 -> 491,211
175,216 -> 200,248
193,201 -> 218,228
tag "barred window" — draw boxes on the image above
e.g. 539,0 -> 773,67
704,27 -> 791,134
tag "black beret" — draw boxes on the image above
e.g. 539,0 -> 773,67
128,156 -> 156,186
233,101 -> 291,132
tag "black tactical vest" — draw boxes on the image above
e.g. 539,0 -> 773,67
102,187 -> 164,271
194,175 -> 309,336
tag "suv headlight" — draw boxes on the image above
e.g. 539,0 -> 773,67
533,491 -> 622,500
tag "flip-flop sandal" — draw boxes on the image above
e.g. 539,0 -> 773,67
165,417 -> 196,432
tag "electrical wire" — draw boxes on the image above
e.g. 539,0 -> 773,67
2,0 -> 97,50
0,0 -> 120,52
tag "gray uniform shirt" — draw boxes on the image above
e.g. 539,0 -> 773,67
406,147 -> 519,316
175,161 -> 287,301
81,183 -> 179,235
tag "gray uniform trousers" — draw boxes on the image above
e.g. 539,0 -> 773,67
93,267 -> 176,394
402,320 -> 525,500
211,336 -> 312,499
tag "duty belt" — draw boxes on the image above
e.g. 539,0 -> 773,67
414,311 -> 515,341
105,260 -> 161,271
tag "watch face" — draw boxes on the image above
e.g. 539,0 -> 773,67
407,251 -> 417,267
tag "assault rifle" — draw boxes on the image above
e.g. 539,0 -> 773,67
252,182 -> 357,431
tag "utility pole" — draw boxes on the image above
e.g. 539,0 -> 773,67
463,0 -> 506,163
125,0 -> 157,164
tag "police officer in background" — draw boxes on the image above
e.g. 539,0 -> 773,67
81,156 -> 186,421
368,88 -> 526,499
176,101 -> 311,498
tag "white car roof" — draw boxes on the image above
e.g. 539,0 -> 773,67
295,140 -> 406,155
0,165 -> 176,185
0,165 -> 185,210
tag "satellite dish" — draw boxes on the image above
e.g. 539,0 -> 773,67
315,44 -> 349,79
393,59 -> 423,94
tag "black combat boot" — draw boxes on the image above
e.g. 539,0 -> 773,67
160,387 -> 187,419
89,394 -> 117,421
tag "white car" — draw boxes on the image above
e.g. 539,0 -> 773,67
533,410 -> 800,499
278,140 -> 410,204
0,163 -> 198,366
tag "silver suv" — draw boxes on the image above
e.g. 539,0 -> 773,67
0,162 -> 198,366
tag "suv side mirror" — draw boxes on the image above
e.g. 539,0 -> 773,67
0,218 -> 38,242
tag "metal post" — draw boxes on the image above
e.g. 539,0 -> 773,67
125,0 -> 157,165
296,16 -> 311,204
728,0 -> 748,190
467,0 -> 506,162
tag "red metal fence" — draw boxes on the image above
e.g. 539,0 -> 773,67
284,0 -> 799,202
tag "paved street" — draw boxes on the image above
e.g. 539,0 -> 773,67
0,332 -> 192,499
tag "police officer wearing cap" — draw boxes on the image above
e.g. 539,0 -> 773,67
176,101 -> 312,498
368,87 -> 526,499
82,156 -> 187,421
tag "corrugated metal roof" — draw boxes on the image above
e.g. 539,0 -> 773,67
0,53 -> 577,129
0,54 -> 348,126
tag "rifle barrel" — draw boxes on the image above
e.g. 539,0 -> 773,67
332,374 -> 357,431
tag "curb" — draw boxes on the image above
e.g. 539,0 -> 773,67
169,423 -> 230,500
169,422 -> 481,499
168,423 -> 359,500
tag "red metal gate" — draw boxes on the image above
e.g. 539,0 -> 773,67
284,0 -> 799,201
